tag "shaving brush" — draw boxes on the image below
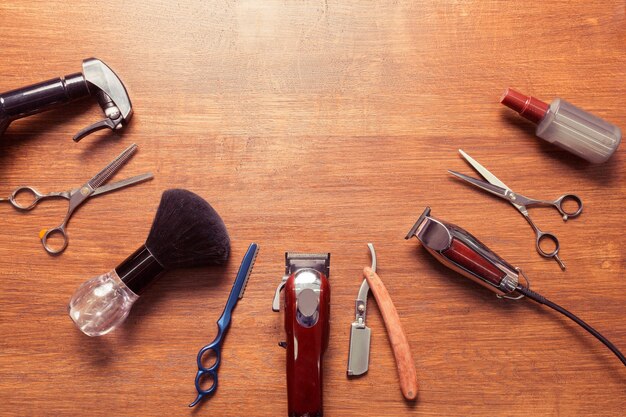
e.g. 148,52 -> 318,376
68,189 -> 230,336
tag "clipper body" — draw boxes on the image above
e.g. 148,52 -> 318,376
273,253 -> 331,417
406,207 -> 519,296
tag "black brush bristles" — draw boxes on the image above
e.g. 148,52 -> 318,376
145,189 -> 230,269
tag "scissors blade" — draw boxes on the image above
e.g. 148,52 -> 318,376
449,170 -> 510,200
91,173 -> 154,197
87,143 -> 138,190
458,149 -> 512,191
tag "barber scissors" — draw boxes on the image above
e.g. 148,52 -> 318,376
0,143 -> 152,254
449,149 -> 582,270
190,243 -> 259,408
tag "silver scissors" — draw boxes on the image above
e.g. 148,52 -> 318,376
449,149 -> 582,270
0,143 -> 153,254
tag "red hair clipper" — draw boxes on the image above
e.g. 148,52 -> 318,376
405,207 -> 626,367
272,253 -> 331,417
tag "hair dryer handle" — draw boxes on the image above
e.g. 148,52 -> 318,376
0,73 -> 89,123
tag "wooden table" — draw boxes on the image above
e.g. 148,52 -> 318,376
1,1 -> 624,416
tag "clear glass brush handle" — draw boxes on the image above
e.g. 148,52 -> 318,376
68,270 -> 139,337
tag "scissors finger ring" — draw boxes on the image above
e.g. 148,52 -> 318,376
40,226 -> 69,255
536,232 -> 565,270
9,186 -> 45,211
554,194 -> 583,220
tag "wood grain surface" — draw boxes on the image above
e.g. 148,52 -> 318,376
0,1 -> 624,416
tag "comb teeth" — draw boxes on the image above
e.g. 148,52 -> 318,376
89,144 -> 137,189
238,244 -> 259,299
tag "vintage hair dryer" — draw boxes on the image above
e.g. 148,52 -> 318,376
0,57 -> 132,141
272,253 -> 331,417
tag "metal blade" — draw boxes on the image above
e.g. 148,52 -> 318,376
367,243 -> 377,272
448,170 -> 510,200
236,243 -> 259,299
347,243 -> 377,376
347,323 -> 371,376
354,243 -> 376,310
458,149 -> 512,191
285,252 -> 330,277
87,143 -> 138,189
91,173 -> 154,197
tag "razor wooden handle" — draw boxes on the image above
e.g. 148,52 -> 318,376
363,266 -> 418,401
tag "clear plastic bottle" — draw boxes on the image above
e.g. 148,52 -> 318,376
501,88 -> 621,164
68,270 -> 139,337
68,245 -> 164,336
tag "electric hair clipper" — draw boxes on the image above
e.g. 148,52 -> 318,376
405,207 -> 626,367
405,207 -> 520,296
272,253 -> 331,417
0,57 -> 132,141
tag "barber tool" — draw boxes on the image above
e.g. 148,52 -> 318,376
0,57 -> 132,142
347,243 -> 375,377
500,88 -> 621,163
190,243 -> 259,407
348,243 -> 418,400
406,207 -> 626,367
272,252 -> 330,417
68,189 -> 230,337
449,149 -> 582,270
0,143 -> 150,254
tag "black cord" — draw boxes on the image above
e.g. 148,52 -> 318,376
516,285 -> 626,367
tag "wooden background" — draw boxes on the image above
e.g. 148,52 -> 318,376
0,1 -> 624,416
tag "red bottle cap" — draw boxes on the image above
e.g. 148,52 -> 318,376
500,88 -> 549,124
